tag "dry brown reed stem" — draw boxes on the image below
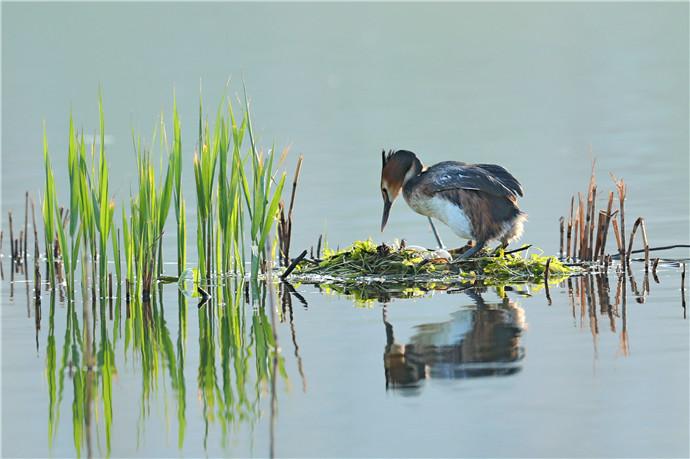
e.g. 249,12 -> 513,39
30,198 -> 39,269
316,234 -> 323,259
594,211 -> 605,259
578,194 -> 586,260
568,207 -> 580,259
34,264 -> 41,303
278,155 -> 304,267
586,161 -> 597,259
566,196 -> 574,259
23,192 -> 28,261
612,176 -> 627,266
278,204 -> 288,266
559,217 -> 564,259
587,185 -> 597,260
598,192 -> 615,261
611,219 -> 623,262
626,217 -> 650,272
8,211 -> 15,261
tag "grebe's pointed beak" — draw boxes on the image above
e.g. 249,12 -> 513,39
381,198 -> 392,232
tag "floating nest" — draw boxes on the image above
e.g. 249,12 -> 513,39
292,240 -> 574,286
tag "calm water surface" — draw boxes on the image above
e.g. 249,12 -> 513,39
2,3 -> 688,457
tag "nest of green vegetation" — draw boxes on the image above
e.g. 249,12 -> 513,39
292,240 -> 575,285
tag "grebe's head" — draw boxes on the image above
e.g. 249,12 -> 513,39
380,149 -> 422,232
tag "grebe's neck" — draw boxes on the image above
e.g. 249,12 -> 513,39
401,155 -> 423,186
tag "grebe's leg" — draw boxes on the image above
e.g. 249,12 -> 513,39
427,217 -> 445,249
457,240 -> 486,259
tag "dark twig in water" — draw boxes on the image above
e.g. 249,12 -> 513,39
610,244 -> 688,259
281,249 -> 307,279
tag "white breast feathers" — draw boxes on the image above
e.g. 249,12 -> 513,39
405,193 -> 474,240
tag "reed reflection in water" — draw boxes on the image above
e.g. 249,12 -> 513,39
43,280 -> 288,457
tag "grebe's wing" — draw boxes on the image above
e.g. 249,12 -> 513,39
424,162 -> 523,198
474,164 -> 523,197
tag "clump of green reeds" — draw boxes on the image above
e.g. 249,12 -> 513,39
126,134 -> 174,300
42,95 -> 117,301
192,91 -> 287,285
41,86 -> 295,301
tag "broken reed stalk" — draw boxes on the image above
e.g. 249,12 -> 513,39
278,203 -> 288,266
566,196 -> 574,260
278,155 -> 304,267
626,217 -> 650,272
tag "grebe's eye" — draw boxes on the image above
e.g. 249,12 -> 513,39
381,188 -> 388,201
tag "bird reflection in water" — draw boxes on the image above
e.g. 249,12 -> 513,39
383,289 -> 525,390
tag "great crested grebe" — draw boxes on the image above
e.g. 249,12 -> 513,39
380,149 -> 526,259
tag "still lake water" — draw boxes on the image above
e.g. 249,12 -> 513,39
2,2 -> 689,457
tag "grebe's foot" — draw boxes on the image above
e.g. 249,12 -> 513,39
455,240 -> 486,260
447,241 -> 475,257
